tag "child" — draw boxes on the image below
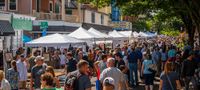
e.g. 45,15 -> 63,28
119,65 -> 131,90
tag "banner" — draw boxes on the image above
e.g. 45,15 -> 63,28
11,14 -> 35,31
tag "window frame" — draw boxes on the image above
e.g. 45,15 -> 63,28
101,14 -> 104,25
49,1 -> 53,13
91,12 -> 95,23
8,0 -> 18,11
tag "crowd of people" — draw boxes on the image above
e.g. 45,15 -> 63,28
0,38 -> 200,90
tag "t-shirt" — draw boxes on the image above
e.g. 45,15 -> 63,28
98,61 -> 107,73
31,65 -> 46,88
67,70 -> 92,90
78,74 -> 92,90
168,49 -> 176,58
142,60 -> 153,74
121,74 -> 128,90
160,72 -> 179,90
66,58 -> 77,72
100,67 -> 124,90
117,60 -> 125,68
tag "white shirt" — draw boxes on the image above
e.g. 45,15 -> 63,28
59,54 -> 66,65
100,67 -> 124,90
16,60 -> 28,81
0,79 -> 11,90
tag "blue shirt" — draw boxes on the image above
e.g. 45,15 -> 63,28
143,60 -> 153,74
168,49 -> 176,58
160,72 -> 179,90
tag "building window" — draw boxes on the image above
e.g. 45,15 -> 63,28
66,9 -> 72,15
101,14 -> 104,24
49,1 -> 53,12
36,0 -> 40,12
9,0 -> 17,10
0,0 -> 5,6
91,12 -> 95,23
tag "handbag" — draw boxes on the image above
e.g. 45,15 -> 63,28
148,60 -> 157,74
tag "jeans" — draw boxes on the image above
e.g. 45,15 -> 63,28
184,76 -> 197,90
129,63 -> 138,86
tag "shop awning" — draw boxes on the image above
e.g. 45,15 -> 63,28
0,20 -> 15,36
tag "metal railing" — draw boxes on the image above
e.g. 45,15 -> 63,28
33,12 -> 79,23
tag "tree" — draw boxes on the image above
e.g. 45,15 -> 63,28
80,0 -> 200,47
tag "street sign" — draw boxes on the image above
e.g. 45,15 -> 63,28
40,22 -> 48,36
40,22 -> 48,29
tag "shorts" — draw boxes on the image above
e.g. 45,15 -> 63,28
144,74 -> 154,85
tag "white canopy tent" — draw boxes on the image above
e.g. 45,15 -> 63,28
25,33 -> 85,47
88,27 -> 111,39
68,27 -> 100,40
118,31 -> 133,37
109,30 -> 126,38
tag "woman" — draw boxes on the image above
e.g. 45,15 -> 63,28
159,61 -> 182,90
6,60 -> 18,90
161,49 -> 168,70
141,54 -> 154,90
0,70 -> 11,90
41,73 -> 56,90
45,66 -> 61,88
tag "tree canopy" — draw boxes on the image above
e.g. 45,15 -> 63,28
79,0 -> 200,46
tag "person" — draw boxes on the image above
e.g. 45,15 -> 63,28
181,51 -> 198,90
100,58 -> 123,90
152,47 -> 161,76
65,52 -> 77,74
30,56 -> 46,90
103,77 -> 115,90
59,52 -> 66,68
65,60 -> 92,90
28,52 -> 37,72
52,51 -> 61,69
119,65 -> 131,90
45,66 -> 61,88
0,70 -> 11,90
16,54 -> 28,89
115,53 -> 125,68
159,61 -> 182,90
127,47 -> 139,86
41,73 -> 57,90
161,49 -> 167,70
6,60 -> 19,90
168,45 -> 176,61
141,54 -> 154,90
98,54 -> 107,73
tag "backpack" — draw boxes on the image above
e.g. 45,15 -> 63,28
64,71 -> 81,90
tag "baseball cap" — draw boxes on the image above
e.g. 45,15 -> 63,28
103,77 -> 115,87
34,56 -> 44,62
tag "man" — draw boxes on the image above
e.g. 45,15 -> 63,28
30,56 -> 46,90
16,54 -> 28,89
127,47 -> 139,86
152,47 -> 161,75
65,60 -> 91,90
98,54 -> 107,73
65,52 -> 77,74
181,51 -> 198,90
100,58 -> 123,90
